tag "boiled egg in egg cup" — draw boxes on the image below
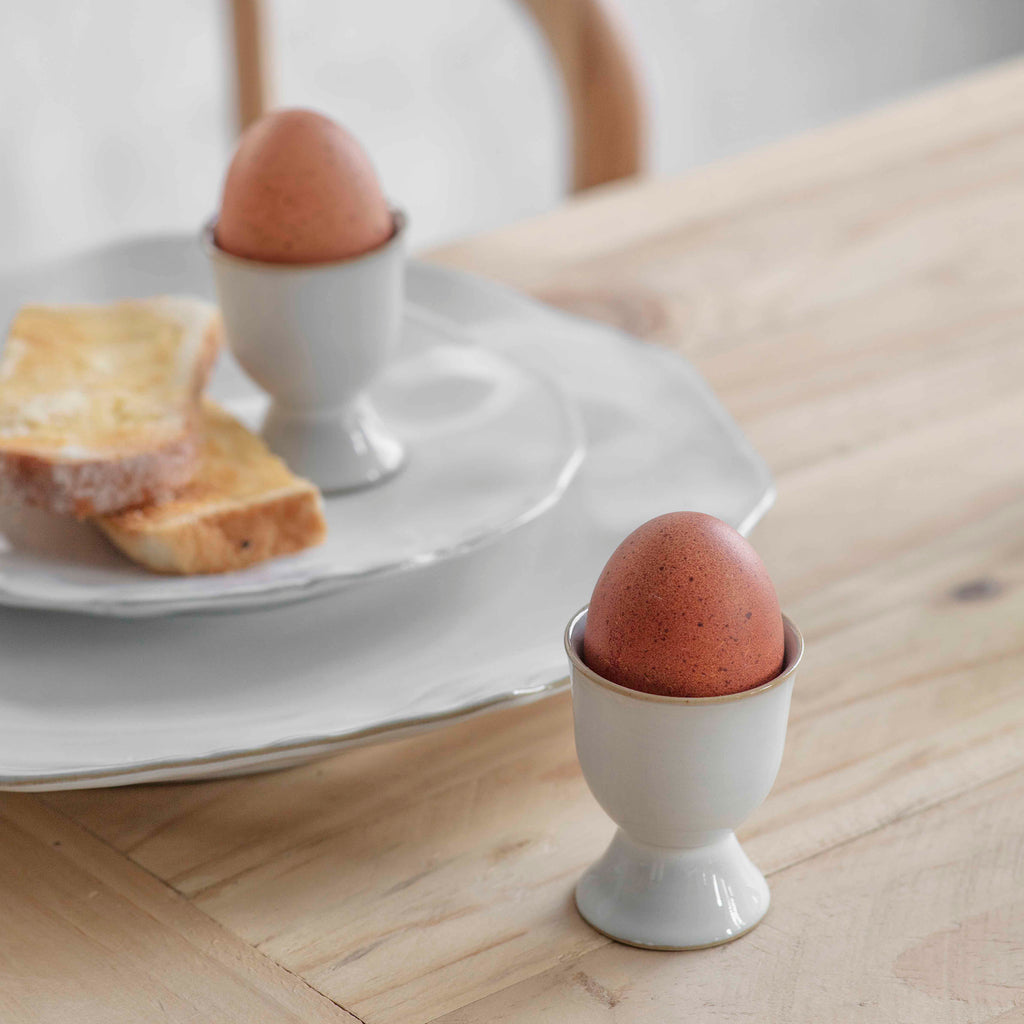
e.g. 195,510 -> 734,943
205,109 -> 406,492
563,512 -> 804,949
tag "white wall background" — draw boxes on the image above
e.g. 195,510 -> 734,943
3,1 -> 1023,273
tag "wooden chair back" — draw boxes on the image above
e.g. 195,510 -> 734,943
229,0 -> 644,192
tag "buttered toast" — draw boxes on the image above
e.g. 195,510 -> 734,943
0,297 -> 221,516
97,403 -> 327,574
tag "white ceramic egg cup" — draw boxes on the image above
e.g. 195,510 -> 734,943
565,607 -> 803,950
205,212 -> 407,492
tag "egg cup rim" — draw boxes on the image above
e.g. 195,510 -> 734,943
564,605 -> 803,705
202,207 -> 407,272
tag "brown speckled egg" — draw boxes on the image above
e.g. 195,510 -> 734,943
215,108 -> 393,264
583,512 -> 785,697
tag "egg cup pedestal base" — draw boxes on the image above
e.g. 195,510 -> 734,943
575,829 -> 769,950
262,398 -> 405,493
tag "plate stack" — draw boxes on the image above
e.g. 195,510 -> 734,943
0,238 -> 773,789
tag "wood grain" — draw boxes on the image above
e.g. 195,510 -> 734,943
25,58 -> 1024,1023
0,794 -> 355,1023
432,769 -> 1024,1023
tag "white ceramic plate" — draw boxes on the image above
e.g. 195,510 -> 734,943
0,236 -> 774,789
0,309 -> 583,616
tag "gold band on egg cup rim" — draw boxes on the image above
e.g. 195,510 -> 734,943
564,605 -> 804,704
202,209 -> 408,272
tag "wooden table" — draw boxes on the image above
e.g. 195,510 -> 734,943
4,61 -> 1024,1023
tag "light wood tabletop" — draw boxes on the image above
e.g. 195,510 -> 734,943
6,58 -> 1024,1022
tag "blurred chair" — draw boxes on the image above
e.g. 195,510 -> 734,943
229,0 -> 645,192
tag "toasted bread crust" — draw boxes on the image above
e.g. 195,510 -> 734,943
98,485 -> 326,574
0,309 -> 222,517
0,435 -> 199,518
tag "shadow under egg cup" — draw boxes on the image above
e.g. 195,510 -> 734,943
565,607 -> 803,950
204,212 -> 407,493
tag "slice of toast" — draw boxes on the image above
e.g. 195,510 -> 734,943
96,403 -> 327,574
0,296 -> 221,516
